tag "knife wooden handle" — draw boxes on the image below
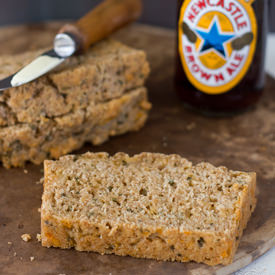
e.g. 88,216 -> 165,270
59,0 -> 142,53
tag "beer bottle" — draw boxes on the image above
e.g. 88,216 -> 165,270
175,0 -> 268,115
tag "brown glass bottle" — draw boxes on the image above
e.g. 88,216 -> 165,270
175,0 -> 268,116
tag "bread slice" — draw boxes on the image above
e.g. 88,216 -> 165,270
0,88 -> 150,168
41,152 -> 256,266
0,39 -> 151,168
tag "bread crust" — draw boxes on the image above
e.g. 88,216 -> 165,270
41,152 -> 257,266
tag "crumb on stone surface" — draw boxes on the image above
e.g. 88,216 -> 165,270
23,169 -> 28,174
8,241 -> 12,245
30,256 -> 35,261
186,122 -> 196,131
13,252 -> 17,257
36,177 -> 44,185
36,234 -> 41,242
21,234 -> 31,242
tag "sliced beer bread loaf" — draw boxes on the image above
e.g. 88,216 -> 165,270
0,40 -> 151,167
41,152 -> 256,266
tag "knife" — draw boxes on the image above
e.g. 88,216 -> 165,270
0,0 -> 142,91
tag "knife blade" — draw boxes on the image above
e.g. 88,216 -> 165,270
0,0 -> 142,91
0,50 -> 65,91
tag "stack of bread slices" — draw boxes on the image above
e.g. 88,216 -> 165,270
0,39 -> 151,168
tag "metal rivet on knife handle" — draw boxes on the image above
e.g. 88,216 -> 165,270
58,0 -> 142,53
54,33 -> 76,58
231,32 -> 254,51
182,22 -> 197,44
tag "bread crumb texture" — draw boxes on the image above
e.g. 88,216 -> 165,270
21,234 -> 31,242
36,233 -> 41,242
30,256 -> 35,262
0,40 -> 150,168
41,152 -> 256,266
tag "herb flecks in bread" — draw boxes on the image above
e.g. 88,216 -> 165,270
41,152 -> 256,266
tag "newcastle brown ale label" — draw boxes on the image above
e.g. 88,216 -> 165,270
175,0 -> 267,115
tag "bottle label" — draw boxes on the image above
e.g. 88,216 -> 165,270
178,0 -> 257,94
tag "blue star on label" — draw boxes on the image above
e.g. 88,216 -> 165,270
196,18 -> 235,57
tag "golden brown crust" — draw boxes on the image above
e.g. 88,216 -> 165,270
41,152 -> 257,266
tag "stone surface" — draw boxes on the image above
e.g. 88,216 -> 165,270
0,23 -> 274,275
